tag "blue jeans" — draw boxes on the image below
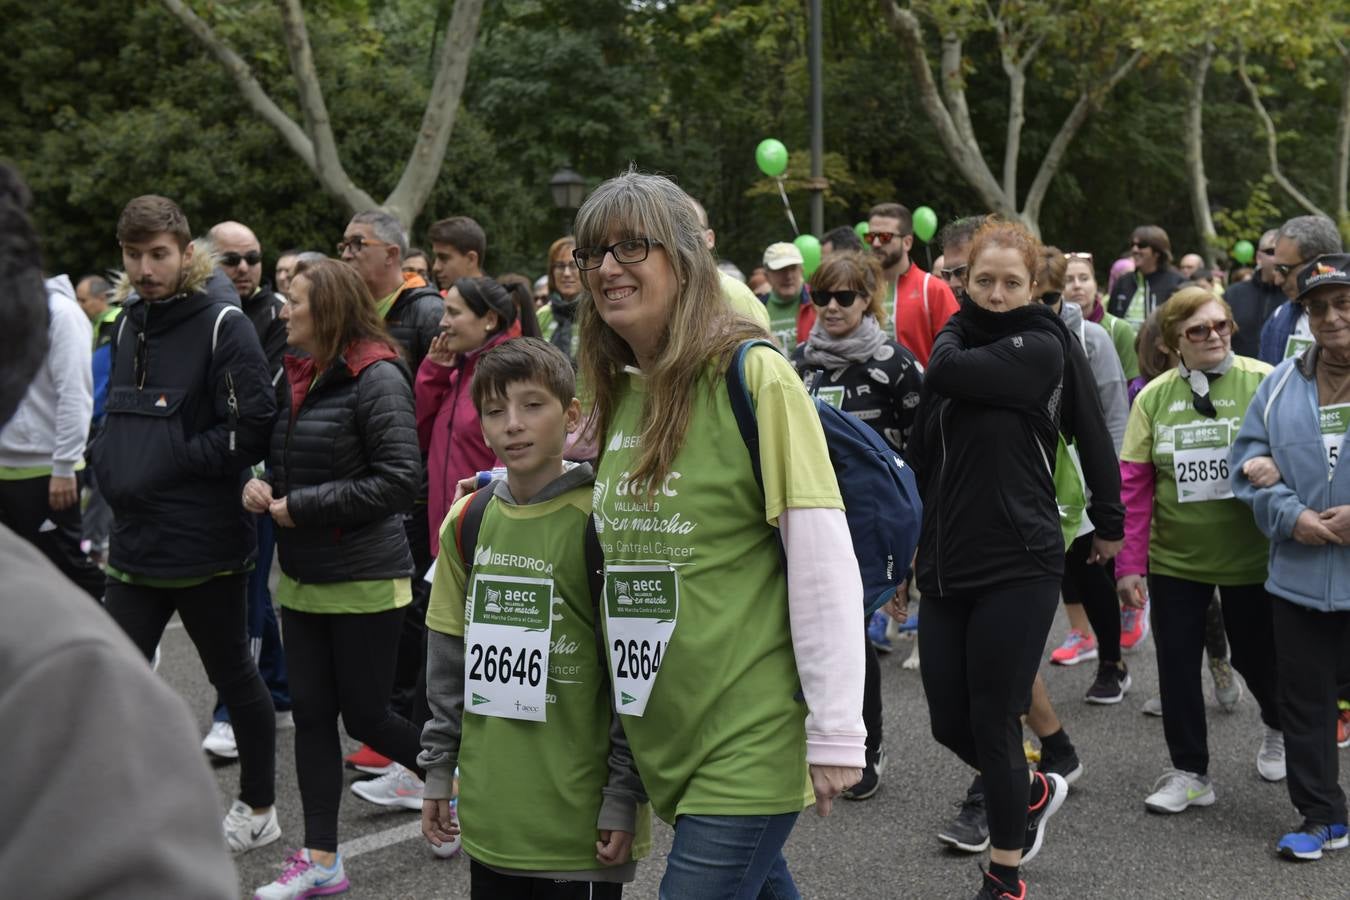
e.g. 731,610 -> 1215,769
214,513 -> 290,720
660,813 -> 800,900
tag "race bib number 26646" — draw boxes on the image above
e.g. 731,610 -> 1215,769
463,574 -> 553,722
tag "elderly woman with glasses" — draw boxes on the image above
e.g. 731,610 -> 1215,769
1107,225 -> 1187,332
1116,286 -> 1284,817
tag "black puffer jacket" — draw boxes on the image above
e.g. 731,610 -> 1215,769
270,340 -> 420,584
909,300 -> 1071,598
384,284 -> 443,375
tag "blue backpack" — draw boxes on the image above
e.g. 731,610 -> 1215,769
725,339 -> 923,615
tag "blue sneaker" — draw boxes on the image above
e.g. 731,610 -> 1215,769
867,610 -> 894,653
1278,822 -> 1349,860
897,608 -> 919,633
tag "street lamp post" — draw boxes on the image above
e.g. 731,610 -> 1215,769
550,167 -> 586,235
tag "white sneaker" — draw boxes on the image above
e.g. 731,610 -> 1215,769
1257,727 -> 1287,782
1141,696 -> 1163,717
1144,769 -> 1215,814
202,721 -> 239,759
223,799 -> 281,854
350,764 -> 424,810
253,849 -> 348,899
275,709 -> 295,730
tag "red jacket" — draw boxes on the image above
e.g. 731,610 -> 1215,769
891,264 -> 958,366
415,331 -> 511,556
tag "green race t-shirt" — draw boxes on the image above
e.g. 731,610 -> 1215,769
426,486 -> 652,871
593,346 -> 842,823
1120,357 -> 1273,584
276,575 -> 411,614
1100,310 -> 1140,380
764,293 -> 800,354
720,272 -> 771,331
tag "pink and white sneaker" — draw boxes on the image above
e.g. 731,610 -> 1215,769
253,849 -> 348,899
1050,629 -> 1098,666
1120,599 -> 1150,651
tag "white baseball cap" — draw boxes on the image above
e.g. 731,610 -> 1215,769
763,242 -> 804,270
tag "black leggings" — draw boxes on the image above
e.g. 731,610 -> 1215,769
282,605 -> 425,852
920,579 -> 1060,851
862,634 -> 882,761
105,574 -> 275,808
470,861 -> 623,899
1149,574 -> 1280,776
0,474 -> 105,600
1061,532 -> 1120,664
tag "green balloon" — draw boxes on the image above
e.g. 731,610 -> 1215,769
855,221 -> 870,239
755,138 -> 789,178
1232,240 -> 1255,265
794,234 -> 822,278
912,206 -> 938,243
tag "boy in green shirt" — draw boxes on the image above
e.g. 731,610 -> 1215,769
419,337 -> 648,898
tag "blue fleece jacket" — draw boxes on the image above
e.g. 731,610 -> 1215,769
1257,300 -> 1305,366
1231,348 -> 1350,612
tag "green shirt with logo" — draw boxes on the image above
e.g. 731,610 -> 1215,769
426,485 -> 651,872
1120,357 -> 1272,584
764,293 -> 801,354
594,346 -> 842,823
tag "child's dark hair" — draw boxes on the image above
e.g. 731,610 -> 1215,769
471,337 -> 576,415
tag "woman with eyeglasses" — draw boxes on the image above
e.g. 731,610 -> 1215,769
1063,252 -> 1139,381
536,236 -> 584,360
790,250 -> 922,802
575,170 -> 865,897
1107,226 -> 1187,332
1115,287 -> 1284,816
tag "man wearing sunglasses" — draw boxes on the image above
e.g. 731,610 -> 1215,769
1224,228 -> 1283,359
865,202 -> 958,366
1260,215 -> 1344,365
1107,224 -> 1186,331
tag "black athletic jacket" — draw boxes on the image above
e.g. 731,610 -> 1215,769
384,284 -> 443,376
1106,268 -> 1186,322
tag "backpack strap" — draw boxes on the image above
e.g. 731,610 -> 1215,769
212,304 -> 243,355
454,488 -> 495,580
725,339 -> 781,493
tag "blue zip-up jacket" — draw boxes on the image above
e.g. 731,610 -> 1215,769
1231,346 -> 1350,612
1257,299 -> 1303,366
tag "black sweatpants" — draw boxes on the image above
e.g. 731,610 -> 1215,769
1061,532 -> 1120,664
862,635 -> 883,762
391,508 -> 432,730
1272,598 -> 1350,826
920,579 -> 1060,850
104,573 -> 275,808
0,474 -> 104,600
1149,573 -> 1280,776
470,860 -> 623,899
282,604 -> 425,852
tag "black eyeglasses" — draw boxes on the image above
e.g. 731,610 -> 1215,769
1303,293 -> 1350,317
572,237 -> 662,272
811,289 -> 865,307
1274,258 -> 1313,279
336,236 -> 388,255
939,264 -> 968,281
219,251 -> 262,268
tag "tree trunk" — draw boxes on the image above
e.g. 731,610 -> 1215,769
1335,43 -> 1350,233
1183,43 -> 1218,267
1238,54 -> 1333,221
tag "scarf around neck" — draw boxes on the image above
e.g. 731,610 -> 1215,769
1177,351 -> 1234,417
548,293 -> 579,355
802,314 -> 887,369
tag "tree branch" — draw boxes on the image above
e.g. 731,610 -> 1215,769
1335,48 -> 1350,225
1238,53 -> 1332,220
1183,43 -> 1218,265
940,32 -> 980,152
384,0 -> 486,225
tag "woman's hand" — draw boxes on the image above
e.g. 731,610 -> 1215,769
1086,535 -> 1122,565
1116,574 -> 1147,609
421,799 -> 460,849
426,333 -> 456,368
1241,455 -> 1283,488
882,582 -> 909,622
268,496 -> 296,528
595,830 -> 634,866
242,478 -> 274,514
810,765 -> 862,817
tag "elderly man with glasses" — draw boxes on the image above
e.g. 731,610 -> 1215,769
1259,215 -> 1346,365
865,201 -> 958,366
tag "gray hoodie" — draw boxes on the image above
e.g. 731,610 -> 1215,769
0,276 -> 92,475
1058,298 -> 1128,451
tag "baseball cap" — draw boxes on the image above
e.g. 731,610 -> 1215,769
763,242 -> 804,270
1295,253 -> 1350,303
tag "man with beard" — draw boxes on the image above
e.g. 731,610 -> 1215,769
866,202 -> 958,365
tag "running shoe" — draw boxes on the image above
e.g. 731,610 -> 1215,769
1119,599 -> 1150,651
276,709 -> 295,730
1084,663 -> 1132,705
1278,821 -> 1349,861
973,868 -> 1026,899
1141,696 -> 1163,717
1037,744 -> 1084,786
842,746 -> 887,801
224,799 -> 281,854
1209,656 -> 1242,712
202,720 -> 239,760
1144,769 -> 1214,814
867,610 -> 894,654
1021,771 -> 1066,863
343,745 -> 395,776
1049,629 -> 1098,666
253,849 -> 349,899
1338,709 -> 1350,749
939,785 -> 990,853
1257,727 -> 1287,782
350,764 -> 424,810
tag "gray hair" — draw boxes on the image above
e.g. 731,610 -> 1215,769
1278,215 -> 1343,258
350,210 -> 409,257
291,250 -> 330,278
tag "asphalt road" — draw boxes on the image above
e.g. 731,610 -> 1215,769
157,606 -> 1350,899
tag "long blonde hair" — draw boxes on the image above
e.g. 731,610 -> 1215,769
575,170 -> 764,495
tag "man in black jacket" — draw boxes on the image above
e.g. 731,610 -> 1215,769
339,209 -> 442,768
1224,228 -> 1284,358
92,195 -> 281,855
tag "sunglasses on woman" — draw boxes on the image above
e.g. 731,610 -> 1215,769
1183,318 -> 1234,343
811,289 -> 865,307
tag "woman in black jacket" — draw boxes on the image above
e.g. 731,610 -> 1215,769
243,260 -> 425,899
909,220 -> 1072,900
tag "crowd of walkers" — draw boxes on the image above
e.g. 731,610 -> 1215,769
1,155 -> 1349,900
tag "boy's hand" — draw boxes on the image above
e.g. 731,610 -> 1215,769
421,799 -> 460,848
453,475 -> 477,505
810,765 -> 861,817
595,829 -> 634,866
